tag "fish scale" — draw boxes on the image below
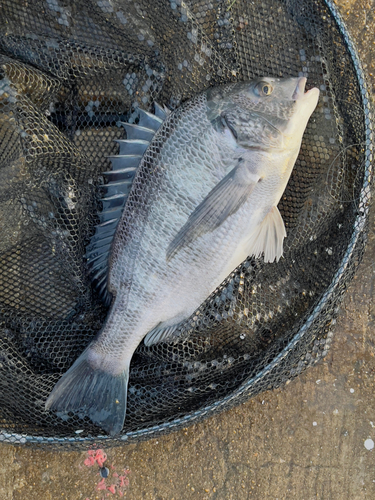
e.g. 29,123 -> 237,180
46,77 -> 319,435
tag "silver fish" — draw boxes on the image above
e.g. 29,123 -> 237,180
45,77 -> 319,435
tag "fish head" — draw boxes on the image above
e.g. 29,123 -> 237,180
208,77 -> 320,151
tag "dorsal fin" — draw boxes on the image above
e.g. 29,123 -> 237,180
106,155 -> 143,170
86,103 -> 168,303
137,108 -> 164,129
153,102 -> 170,121
114,139 -> 149,156
120,123 -> 155,141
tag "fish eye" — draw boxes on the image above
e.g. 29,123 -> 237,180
255,81 -> 273,97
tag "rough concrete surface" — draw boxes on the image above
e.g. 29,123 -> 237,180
1,1 -> 375,499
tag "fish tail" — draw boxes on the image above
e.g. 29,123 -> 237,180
45,349 -> 129,436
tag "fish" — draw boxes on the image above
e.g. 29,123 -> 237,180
45,77 -> 319,435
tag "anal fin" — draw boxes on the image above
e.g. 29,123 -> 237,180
144,321 -> 185,346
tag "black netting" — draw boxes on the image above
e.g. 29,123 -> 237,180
0,0 -> 372,447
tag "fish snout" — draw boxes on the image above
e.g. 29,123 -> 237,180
292,77 -> 307,100
292,77 -> 320,103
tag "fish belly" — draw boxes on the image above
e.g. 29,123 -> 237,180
101,191 -> 265,366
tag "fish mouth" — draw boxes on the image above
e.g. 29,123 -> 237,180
282,76 -> 319,137
292,77 -> 319,101
292,77 -> 307,100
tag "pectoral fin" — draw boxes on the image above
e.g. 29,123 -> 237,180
167,161 -> 260,260
246,206 -> 286,263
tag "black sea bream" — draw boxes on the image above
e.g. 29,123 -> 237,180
46,77 -> 319,435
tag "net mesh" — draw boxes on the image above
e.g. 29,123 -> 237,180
0,0 -> 372,447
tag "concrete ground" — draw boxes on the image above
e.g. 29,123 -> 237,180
1,1 -> 375,499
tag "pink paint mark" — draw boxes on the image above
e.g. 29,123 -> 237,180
96,450 -> 108,468
107,484 -> 116,494
118,475 -> 130,488
85,449 -> 108,468
86,456 -> 130,497
96,478 -> 107,491
84,456 -> 96,467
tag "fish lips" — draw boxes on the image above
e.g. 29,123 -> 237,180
281,77 -> 320,138
292,76 -> 320,104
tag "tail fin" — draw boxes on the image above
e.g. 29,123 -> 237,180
45,350 -> 129,436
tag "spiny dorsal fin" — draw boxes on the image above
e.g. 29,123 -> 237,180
106,155 -> 142,170
137,108 -> 164,129
86,103 -> 168,303
114,139 -> 149,156
154,102 -> 170,121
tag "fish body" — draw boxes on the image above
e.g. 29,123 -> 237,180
46,77 -> 319,435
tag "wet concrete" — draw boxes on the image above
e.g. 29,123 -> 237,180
1,1 -> 375,499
